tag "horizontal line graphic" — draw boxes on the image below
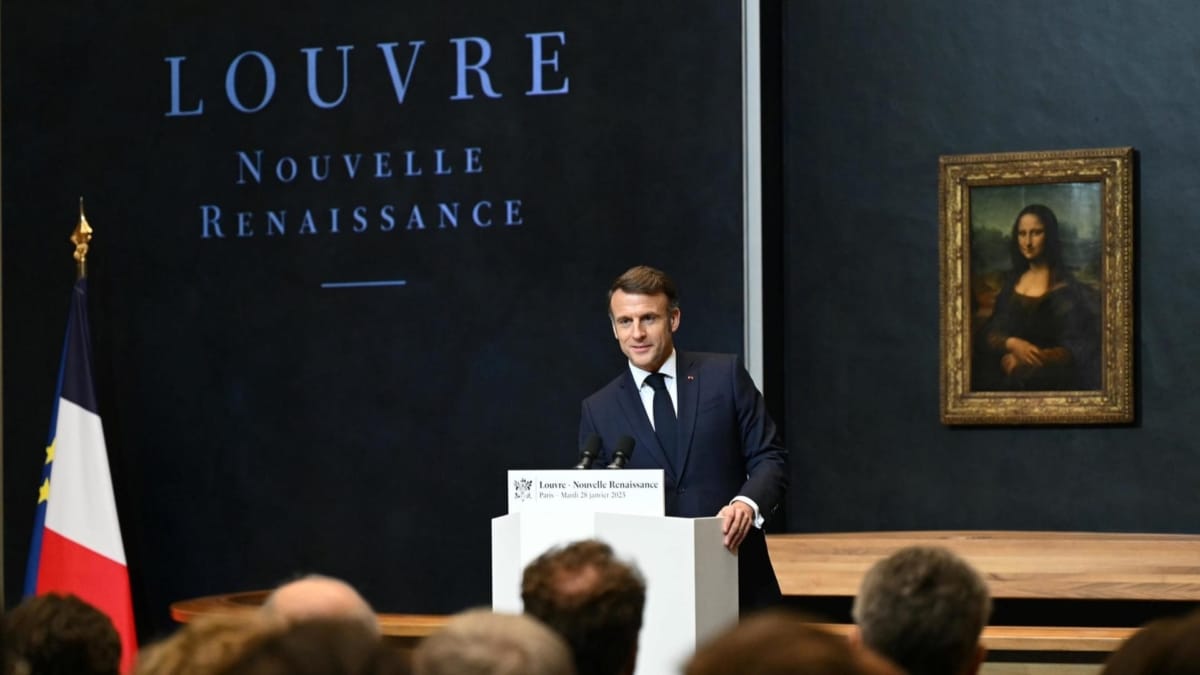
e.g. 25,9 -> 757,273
320,280 -> 408,289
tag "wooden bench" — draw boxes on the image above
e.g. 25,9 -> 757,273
767,531 -> 1200,655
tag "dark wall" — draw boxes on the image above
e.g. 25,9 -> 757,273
2,0 -> 747,635
783,2 -> 1200,532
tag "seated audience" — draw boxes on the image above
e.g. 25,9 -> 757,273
1101,608 -> 1200,675
521,540 -> 645,675
134,613 -> 278,675
685,609 -> 901,675
216,619 -> 407,675
260,574 -> 380,637
3,593 -> 120,675
852,546 -> 991,675
412,609 -> 574,675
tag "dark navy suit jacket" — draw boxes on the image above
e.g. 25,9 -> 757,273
578,351 -> 788,609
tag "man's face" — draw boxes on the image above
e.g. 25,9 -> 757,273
609,289 -> 680,372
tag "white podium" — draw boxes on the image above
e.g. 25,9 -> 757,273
492,470 -> 738,675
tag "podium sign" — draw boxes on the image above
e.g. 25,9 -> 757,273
506,469 -> 665,515
493,470 -> 737,675
494,470 -> 665,613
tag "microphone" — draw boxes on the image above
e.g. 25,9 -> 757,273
573,433 -> 601,470
606,436 -> 635,469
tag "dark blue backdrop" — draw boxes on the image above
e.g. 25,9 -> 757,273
2,0 -> 748,636
783,1 -> 1200,533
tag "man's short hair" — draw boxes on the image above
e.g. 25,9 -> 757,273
261,574 -> 379,637
134,612 -> 278,675
521,540 -> 646,675
685,610 -> 863,675
3,593 -> 121,675
852,546 -> 992,675
412,609 -> 574,675
218,619 -> 406,675
608,266 -> 679,314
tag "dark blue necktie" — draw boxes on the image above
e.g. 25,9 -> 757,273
645,372 -> 678,469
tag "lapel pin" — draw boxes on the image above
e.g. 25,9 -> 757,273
687,375 -> 695,381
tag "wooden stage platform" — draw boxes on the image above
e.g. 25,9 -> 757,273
769,531 -> 1200,601
767,531 -> 1200,661
171,531 -> 1200,670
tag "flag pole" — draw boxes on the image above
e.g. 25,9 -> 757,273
26,201 -> 138,673
71,198 -> 92,281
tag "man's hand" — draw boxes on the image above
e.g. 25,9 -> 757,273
718,501 -> 754,552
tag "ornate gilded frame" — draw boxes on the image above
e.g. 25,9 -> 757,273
939,147 -> 1134,425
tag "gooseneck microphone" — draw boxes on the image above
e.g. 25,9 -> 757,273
573,433 -> 601,469
606,435 -> 635,469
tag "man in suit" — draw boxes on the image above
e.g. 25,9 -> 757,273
578,265 -> 788,610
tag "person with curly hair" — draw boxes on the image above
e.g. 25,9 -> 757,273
3,593 -> 120,675
521,540 -> 645,675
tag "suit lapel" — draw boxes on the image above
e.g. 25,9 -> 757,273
617,369 -> 677,480
675,351 -> 699,480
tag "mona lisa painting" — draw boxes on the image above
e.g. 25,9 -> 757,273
939,148 -> 1133,425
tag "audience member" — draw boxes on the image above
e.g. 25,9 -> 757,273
685,609 -> 898,675
852,546 -> 991,675
2,593 -> 120,675
260,574 -> 380,637
1,612 -> 22,675
216,619 -> 407,675
1101,608 -> 1200,675
521,540 -> 645,675
412,609 -> 574,675
134,612 -> 278,675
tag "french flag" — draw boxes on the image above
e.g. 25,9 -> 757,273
25,277 -> 136,673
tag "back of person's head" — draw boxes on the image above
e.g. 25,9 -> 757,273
852,546 -> 992,675
1102,609 -> 1200,675
521,539 -> 645,675
261,574 -> 379,637
412,609 -> 574,675
216,619 -> 407,675
2,593 -> 120,675
134,612 -> 279,675
686,610 -> 872,675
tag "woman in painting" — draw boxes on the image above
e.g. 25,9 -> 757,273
978,204 -> 1101,391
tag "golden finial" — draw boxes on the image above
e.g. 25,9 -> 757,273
71,197 -> 93,279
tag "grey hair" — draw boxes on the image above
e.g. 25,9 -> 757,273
852,546 -> 992,675
413,609 -> 576,675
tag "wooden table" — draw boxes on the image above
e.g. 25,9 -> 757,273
170,590 -> 448,644
769,531 -> 1200,600
768,531 -> 1200,654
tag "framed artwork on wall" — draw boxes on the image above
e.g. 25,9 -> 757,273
939,147 -> 1134,425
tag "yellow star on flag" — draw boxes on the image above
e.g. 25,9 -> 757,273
45,441 -> 55,465
38,478 -> 50,504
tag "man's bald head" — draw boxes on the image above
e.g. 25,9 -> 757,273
261,575 -> 379,637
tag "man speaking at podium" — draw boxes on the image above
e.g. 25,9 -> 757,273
578,265 -> 789,610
